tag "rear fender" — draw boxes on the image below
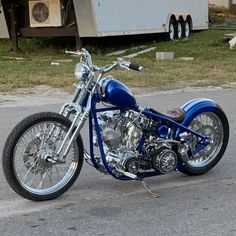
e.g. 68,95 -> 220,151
180,98 -> 217,127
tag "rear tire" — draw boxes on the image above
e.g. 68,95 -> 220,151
179,107 -> 229,175
2,112 -> 84,201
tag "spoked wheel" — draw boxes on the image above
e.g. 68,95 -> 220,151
2,112 -> 84,201
179,107 -> 229,175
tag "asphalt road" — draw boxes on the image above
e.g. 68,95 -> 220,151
0,87 -> 235,236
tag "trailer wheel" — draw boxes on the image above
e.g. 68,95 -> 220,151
184,20 -> 191,38
177,20 -> 184,39
168,19 -> 177,40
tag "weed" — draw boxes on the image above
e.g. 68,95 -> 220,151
0,29 -> 236,93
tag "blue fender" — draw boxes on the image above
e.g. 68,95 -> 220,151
180,98 -> 217,127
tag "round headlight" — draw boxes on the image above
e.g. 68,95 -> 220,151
74,63 -> 91,81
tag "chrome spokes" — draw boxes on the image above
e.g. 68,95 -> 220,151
188,112 -> 224,167
13,121 -> 79,195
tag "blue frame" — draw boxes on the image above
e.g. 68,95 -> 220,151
87,94 -> 217,181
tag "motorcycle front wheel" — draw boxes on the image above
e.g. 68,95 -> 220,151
179,107 -> 229,175
2,112 -> 84,201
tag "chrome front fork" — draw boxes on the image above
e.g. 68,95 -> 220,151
54,95 -> 92,161
51,75 -> 101,162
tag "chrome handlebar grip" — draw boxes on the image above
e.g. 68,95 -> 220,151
65,50 -> 82,56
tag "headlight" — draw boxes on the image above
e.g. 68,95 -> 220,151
74,63 -> 91,81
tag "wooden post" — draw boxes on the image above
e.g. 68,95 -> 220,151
75,33 -> 82,50
75,18 -> 82,50
9,3 -> 19,53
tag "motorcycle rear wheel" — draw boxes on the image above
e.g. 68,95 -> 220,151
2,112 -> 84,201
179,107 -> 229,175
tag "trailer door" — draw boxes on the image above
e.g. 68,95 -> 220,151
0,1 -> 9,38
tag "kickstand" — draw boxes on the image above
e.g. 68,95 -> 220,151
138,179 -> 160,198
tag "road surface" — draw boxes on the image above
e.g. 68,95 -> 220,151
0,87 -> 235,236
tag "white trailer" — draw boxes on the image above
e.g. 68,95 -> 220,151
0,1 -> 9,38
0,0 -> 208,50
74,0 -> 208,39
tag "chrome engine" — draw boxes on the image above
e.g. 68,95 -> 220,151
95,110 -> 146,176
151,149 -> 177,174
94,110 -> 187,177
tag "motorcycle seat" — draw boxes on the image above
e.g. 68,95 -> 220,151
149,108 -> 185,122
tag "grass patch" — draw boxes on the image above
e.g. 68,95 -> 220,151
0,29 -> 236,93
209,6 -> 236,16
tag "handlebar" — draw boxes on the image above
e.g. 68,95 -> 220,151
127,63 -> 144,72
65,50 -> 82,56
66,49 -> 93,68
100,59 -> 144,74
116,58 -> 143,72
66,48 -> 144,74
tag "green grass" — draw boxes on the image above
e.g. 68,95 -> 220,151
209,6 -> 236,16
0,29 -> 236,93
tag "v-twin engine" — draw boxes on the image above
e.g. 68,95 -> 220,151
94,110 -> 183,177
94,110 -> 148,176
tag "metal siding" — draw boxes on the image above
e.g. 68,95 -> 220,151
90,0 -> 208,36
73,0 -> 98,37
0,3 -> 9,38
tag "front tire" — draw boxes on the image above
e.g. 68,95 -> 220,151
179,107 -> 229,175
2,112 -> 84,201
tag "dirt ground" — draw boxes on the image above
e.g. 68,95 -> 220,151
0,85 -> 165,107
0,85 -> 228,108
0,85 -> 71,107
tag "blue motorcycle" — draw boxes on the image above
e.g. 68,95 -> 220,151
2,49 -> 229,200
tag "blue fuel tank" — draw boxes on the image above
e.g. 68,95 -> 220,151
99,77 -> 138,109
